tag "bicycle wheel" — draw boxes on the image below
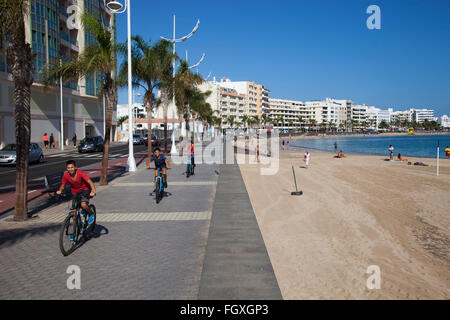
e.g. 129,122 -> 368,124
59,214 -> 80,256
85,205 -> 96,238
155,177 -> 161,203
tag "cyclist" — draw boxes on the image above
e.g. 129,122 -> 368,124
185,140 -> 195,171
150,147 -> 172,191
56,160 -> 96,228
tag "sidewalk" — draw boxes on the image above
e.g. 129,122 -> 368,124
0,140 -> 282,299
0,150 -> 147,217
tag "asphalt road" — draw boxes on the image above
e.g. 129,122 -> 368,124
0,143 -> 148,188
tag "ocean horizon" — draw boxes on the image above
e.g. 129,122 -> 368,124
290,134 -> 450,159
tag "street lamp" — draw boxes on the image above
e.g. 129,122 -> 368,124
104,0 -> 136,171
185,50 -> 206,143
161,15 -> 200,155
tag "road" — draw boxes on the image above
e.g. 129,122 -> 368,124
0,143 -> 148,188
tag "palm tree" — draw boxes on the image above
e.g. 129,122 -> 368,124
46,13 -> 119,186
1,0 -> 34,220
241,115 -> 249,131
226,115 -> 236,131
120,36 -> 174,157
174,60 -> 204,140
261,113 -> 271,129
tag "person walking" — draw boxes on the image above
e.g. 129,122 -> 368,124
255,143 -> 260,163
334,141 -> 338,151
304,151 -> 311,169
49,133 -> 55,149
43,133 -> 49,149
72,133 -> 77,148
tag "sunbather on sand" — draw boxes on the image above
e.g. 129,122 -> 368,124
337,150 -> 346,158
397,153 -> 408,161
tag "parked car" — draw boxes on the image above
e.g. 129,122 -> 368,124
132,134 -> 144,145
0,143 -> 44,165
143,134 -> 160,147
78,136 -> 104,153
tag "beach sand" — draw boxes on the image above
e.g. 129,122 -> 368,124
239,147 -> 450,299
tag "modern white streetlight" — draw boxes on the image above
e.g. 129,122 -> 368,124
185,50 -> 206,143
104,0 -> 136,171
161,15 -> 200,155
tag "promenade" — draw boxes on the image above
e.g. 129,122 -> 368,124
0,141 -> 281,300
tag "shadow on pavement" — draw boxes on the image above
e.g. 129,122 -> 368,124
0,223 -> 61,249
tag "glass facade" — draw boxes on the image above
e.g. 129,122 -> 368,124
30,0 -> 59,81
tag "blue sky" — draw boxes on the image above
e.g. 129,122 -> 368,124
115,0 -> 450,116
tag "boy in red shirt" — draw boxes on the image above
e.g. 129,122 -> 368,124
56,160 -> 96,225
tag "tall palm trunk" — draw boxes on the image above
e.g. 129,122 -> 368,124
144,92 -> 155,160
161,88 -> 170,154
8,11 -> 34,221
100,78 -> 116,185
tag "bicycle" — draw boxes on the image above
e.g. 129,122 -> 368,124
186,154 -> 195,178
59,195 -> 96,256
154,169 -> 165,204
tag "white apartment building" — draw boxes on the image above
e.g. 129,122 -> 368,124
439,115 -> 450,128
267,98 -> 311,130
304,98 -> 342,126
391,110 -> 413,123
366,107 -> 392,128
412,108 -> 435,123
117,103 -> 151,121
349,104 -> 367,123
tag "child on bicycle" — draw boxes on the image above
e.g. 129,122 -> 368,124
56,160 -> 96,226
150,148 -> 172,191
185,140 -> 195,169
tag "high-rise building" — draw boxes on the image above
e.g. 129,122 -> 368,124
0,0 -> 116,148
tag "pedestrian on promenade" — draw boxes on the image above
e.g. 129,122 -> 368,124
304,151 -> 310,169
388,145 -> 394,160
49,133 -> 55,148
72,133 -> 77,148
43,133 -> 49,149
255,143 -> 260,163
445,146 -> 450,159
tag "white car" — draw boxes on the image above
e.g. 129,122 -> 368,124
0,143 -> 44,165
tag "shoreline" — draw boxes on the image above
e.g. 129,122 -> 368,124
239,147 -> 450,299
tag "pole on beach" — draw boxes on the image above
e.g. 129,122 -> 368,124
291,166 -> 303,196
437,140 -> 439,177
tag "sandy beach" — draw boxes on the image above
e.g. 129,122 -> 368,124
239,146 -> 450,299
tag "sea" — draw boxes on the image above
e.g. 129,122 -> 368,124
289,134 -> 450,159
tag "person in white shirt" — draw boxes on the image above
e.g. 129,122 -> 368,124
304,151 -> 311,168
388,145 -> 394,160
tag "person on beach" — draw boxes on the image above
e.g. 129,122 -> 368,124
72,133 -> 77,148
397,153 -> 408,161
49,133 -> 55,149
337,150 -> 346,158
255,144 -> 260,163
445,146 -> 450,159
334,142 -> 338,151
388,145 -> 394,160
43,133 -> 49,149
304,151 -> 310,168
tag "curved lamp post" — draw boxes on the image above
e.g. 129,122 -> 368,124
104,0 -> 136,171
161,16 -> 200,155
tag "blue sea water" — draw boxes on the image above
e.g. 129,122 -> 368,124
290,134 -> 450,159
